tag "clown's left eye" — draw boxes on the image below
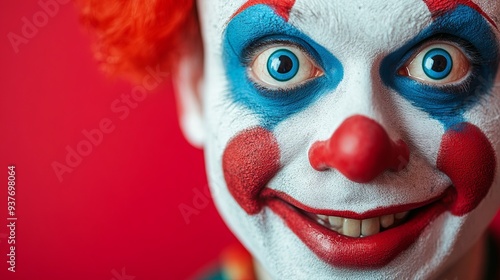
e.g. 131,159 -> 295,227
399,42 -> 471,84
249,45 -> 323,90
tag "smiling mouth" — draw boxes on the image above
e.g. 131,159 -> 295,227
307,210 -> 410,238
260,187 -> 452,268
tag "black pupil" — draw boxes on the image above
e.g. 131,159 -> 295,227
277,55 -> 293,74
430,55 -> 448,72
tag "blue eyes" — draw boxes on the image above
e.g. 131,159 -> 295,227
267,49 -> 299,81
249,42 -> 470,91
250,45 -> 321,89
422,48 -> 453,80
400,43 -> 470,85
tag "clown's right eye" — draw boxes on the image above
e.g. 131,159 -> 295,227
249,45 -> 323,90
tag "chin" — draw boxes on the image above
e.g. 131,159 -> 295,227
210,178 -> 499,279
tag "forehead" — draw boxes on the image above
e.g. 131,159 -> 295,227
287,0 -> 432,56
229,0 -> 498,23
201,0 -> 498,47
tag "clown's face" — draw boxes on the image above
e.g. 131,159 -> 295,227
193,0 -> 500,278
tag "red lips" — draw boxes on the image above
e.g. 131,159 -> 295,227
263,188 -> 448,267
222,121 -> 496,268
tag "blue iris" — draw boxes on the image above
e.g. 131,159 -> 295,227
266,49 -> 299,81
422,48 -> 453,80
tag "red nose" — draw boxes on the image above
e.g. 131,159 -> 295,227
308,115 -> 410,183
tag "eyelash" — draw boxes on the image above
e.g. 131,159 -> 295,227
242,39 -> 311,65
242,36 -> 483,96
242,39 -> 323,93
403,36 -> 482,90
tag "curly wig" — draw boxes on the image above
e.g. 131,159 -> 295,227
78,0 -> 200,80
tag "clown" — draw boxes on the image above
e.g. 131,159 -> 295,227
80,0 -> 500,279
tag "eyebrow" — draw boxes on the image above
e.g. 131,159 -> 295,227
231,0 -> 296,21
422,0 -> 498,30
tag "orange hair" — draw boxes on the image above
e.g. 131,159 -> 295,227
78,0 -> 200,81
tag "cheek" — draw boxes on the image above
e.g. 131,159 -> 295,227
222,127 -> 281,214
437,122 -> 497,216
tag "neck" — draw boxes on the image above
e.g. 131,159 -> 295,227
253,234 -> 488,280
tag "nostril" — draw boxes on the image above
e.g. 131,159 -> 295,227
308,115 -> 410,183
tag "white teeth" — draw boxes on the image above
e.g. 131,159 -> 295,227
395,211 -> 409,220
328,216 -> 343,229
318,214 -> 328,221
314,211 -> 410,238
343,219 -> 361,238
380,215 -> 395,228
361,217 -> 380,237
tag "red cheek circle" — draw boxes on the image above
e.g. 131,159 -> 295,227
222,127 -> 281,215
437,123 -> 497,216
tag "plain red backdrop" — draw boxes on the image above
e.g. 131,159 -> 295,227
0,1 -> 237,279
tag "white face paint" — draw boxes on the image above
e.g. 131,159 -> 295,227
194,0 -> 500,278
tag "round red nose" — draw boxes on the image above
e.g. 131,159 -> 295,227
308,115 -> 410,183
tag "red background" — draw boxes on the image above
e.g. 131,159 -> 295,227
2,1 -> 500,280
0,1 -> 237,279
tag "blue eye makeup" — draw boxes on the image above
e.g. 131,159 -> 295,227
422,48 -> 453,80
381,5 -> 500,129
223,4 -> 343,128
